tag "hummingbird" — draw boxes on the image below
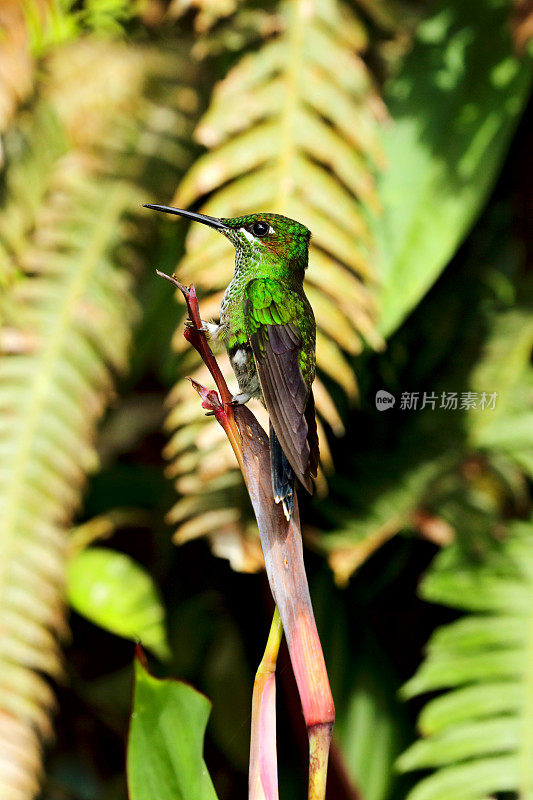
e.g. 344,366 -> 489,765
144,204 -> 319,519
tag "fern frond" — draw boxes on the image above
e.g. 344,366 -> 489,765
175,0 -> 384,362
0,150 -> 138,800
165,0 -> 385,566
0,106 -> 69,292
0,37 -> 201,799
398,520 -> 533,800
42,39 -> 200,188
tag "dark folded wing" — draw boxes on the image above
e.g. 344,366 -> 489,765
244,280 -> 317,492
304,389 -> 319,480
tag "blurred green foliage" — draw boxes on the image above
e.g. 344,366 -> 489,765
0,0 -> 532,799
375,0 -> 533,336
67,547 -> 171,661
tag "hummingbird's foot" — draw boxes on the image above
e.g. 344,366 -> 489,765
187,319 -> 226,352
230,392 -> 251,406
185,319 -> 210,334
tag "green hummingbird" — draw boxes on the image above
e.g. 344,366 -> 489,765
144,204 -> 319,519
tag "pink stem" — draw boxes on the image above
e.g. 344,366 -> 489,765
249,608 -> 282,800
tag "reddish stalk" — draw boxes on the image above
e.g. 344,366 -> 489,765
155,271 -> 244,473
158,271 -> 334,798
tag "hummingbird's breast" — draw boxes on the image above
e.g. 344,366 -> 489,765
219,272 -> 263,400
219,268 -> 249,349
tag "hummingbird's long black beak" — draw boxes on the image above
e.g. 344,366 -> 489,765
143,204 -> 225,230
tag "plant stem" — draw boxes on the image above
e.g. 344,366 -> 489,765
158,271 -> 335,799
249,607 -> 283,800
308,723 -> 333,800
155,270 -> 245,471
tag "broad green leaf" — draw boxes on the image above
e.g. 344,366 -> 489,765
127,655 -> 218,800
67,548 -> 170,661
375,0 -> 533,336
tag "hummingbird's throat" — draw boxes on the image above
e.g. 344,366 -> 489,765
223,226 -> 261,253
223,228 -> 268,274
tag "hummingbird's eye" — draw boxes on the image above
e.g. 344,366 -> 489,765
250,221 -> 270,237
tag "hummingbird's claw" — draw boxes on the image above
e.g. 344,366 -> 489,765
185,319 -> 207,333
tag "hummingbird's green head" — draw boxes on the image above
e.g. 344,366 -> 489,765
143,205 -> 311,276
219,212 -> 311,269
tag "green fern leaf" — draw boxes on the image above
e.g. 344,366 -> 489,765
0,148 -> 138,799
398,521 -> 533,800
0,36 -> 202,797
174,0 -> 384,364
0,42 -> 203,800
0,26 -> 203,800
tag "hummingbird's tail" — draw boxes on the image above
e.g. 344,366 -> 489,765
269,421 -> 295,520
